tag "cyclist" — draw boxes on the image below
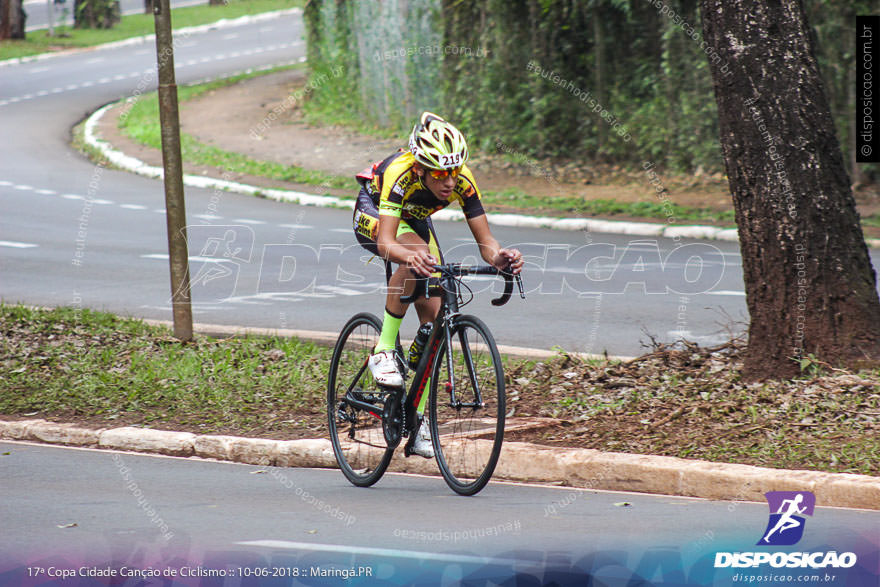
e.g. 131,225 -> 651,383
352,111 -> 523,457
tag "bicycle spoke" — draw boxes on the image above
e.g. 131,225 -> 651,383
327,314 -> 395,487
430,316 -> 505,496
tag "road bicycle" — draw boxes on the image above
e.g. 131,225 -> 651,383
327,263 -> 525,496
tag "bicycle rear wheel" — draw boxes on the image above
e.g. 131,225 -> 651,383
327,313 -> 395,487
429,315 -> 505,495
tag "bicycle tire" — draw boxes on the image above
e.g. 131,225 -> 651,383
327,312 -> 395,487
429,314 -> 505,496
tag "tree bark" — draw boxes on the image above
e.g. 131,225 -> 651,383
0,0 -> 26,40
700,0 -> 880,379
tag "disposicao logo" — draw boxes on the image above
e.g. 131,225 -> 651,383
758,491 -> 815,546
714,491 -> 858,570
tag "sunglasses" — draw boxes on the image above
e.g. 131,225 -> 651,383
427,166 -> 462,180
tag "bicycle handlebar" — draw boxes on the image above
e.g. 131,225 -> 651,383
399,264 -> 525,306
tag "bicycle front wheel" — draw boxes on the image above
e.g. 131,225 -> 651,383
429,315 -> 505,496
327,313 -> 395,487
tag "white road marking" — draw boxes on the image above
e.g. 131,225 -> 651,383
154,209 -> 167,214
329,228 -> 351,233
194,214 -> 223,220
62,194 -> 84,200
14,185 -> 33,191
35,189 -> 57,195
235,540 -> 510,566
0,180 -> 11,186
91,199 -> 114,205
232,218 -> 266,225
120,204 -> 147,210
706,290 -> 746,296
0,241 -> 38,248
222,33 -> 239,40
141,254 -> 228,263
279,223 -> 313,230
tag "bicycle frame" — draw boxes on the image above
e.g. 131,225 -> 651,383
397,264 -> 521,453
398,271 -> 460,453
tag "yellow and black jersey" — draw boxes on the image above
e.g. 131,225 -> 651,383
356,150 -> 485,221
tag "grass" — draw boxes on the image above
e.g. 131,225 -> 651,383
3,304 -> 878,476
116,65 -> 353,191
0,304 -> 330,436
505,342 -> 880,476
0,0 -> 304,61
482,187 -> 738,224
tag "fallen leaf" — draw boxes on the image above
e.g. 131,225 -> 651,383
613,502 -> 632,508
57,523 -> 78,529
250,470 -> 267,475
307,529 -> 318,534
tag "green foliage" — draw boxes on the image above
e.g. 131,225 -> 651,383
74,0 -> 120,30
116,66 -> 353,190
303,0 -> 866,178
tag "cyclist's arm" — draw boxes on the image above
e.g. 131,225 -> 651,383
466,215 -> 523,274
376,214 -> 435,276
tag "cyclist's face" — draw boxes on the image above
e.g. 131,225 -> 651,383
416,164 -> 456,200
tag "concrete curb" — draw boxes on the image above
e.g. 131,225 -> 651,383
81,96 -> 757,243
0,8 -> 304,69
2,418 -> 877,510
80,100 -> 880,249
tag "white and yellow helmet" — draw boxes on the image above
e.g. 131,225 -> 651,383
408,111 -> 469,170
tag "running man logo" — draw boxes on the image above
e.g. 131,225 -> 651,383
758,491 -> 816,546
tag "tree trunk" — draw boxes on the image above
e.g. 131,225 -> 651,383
144,0 -> 152,14
0,0 -> 26,40
700,0 -> 880,379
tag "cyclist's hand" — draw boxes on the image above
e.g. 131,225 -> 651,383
406,251 -> 437,277
493,248 -> 523,275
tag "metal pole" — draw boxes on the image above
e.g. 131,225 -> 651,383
152,0 -> 193,341
46,0 -> 54,36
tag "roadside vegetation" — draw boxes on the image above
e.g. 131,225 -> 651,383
2,304 -> 877,476
107,70 -> 880,230
117,65 -> 351,191
115,71 -> 743,224
0,0 -> 304,61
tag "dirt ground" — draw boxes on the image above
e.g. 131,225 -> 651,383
94,68 -> 880,235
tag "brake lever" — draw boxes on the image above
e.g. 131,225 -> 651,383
515,274 -> 525,299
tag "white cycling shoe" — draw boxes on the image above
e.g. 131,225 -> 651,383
368,350 -> 403,388
412,419 -> 434,459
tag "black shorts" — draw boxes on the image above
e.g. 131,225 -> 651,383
352,187 -> 443,262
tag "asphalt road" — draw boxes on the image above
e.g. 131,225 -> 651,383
0,9 -> 878,358
24,0 -> 207,32
1,442 -> 877,585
